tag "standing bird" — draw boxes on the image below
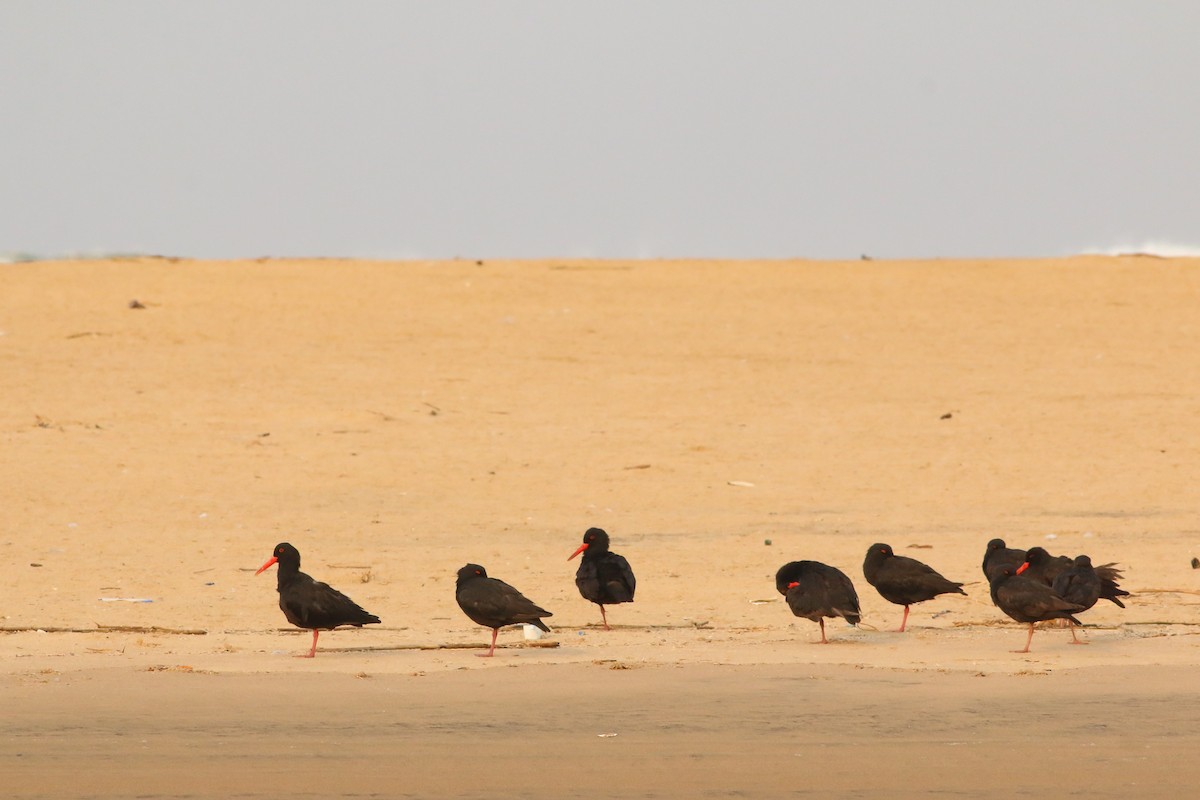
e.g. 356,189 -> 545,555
1023,546 -> 1129,609
982,538 -> 1027,581
862,543 -> 966,632
988,563 -> 1084,653
1052,555 -> 1103,644
775,561 -> 861,644
568,527 -> 636,630
455,563 -> 553,657
255,542 -> 380,658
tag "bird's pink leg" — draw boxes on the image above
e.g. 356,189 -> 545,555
817,618 -> 828,644
600,605 -> 610,631
296,629 -> 318,659
1069,621 -> 1087,645
476,627 -> 499,658
1013,623 -> 1034,653
898,605 -> 910,633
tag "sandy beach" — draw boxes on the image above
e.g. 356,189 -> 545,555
3,256 -> 1199,798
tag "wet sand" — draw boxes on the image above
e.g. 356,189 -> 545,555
2,256 -> 1199,797
5,662 -> 1199,799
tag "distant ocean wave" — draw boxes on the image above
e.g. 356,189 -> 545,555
1083,240 -> 1200,257
0,249 -> 161,264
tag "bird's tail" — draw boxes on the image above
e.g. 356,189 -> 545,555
1100,577 -> 1129,608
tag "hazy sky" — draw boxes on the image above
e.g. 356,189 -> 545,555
3,3 -> 1199,260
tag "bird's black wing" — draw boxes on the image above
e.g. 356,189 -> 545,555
599,553 -> 636,602
460,578 -> 552,630
284,576 -> 380,629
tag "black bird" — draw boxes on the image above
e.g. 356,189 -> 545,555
1052,555 -> 1103,644
988,563 -> 1084,653
982,538 -> 1027,581
862,543 -> 966,632
568,527 -> 636,630
1053,555 -> 1103,610
455,564 -> 552,657
255,542 -> 381,658
1023,546 -> 1129,609
1019,546 -> 1074,586
775,561 -> 861,644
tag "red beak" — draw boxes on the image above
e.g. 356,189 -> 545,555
1015,561 -> 1030,575
787,581 -> 799,590
568,542 -> 589,561
255,555 -> 278,576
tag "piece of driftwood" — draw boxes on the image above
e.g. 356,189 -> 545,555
268,626 -> 409,634
1133,588 -> 1200,597
0,625 -> 207,635
321,641 -> 561,652
951,619 -> 1113,629
576,622 -> 712,631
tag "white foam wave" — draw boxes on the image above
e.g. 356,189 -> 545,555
1083,240 -> 1200,257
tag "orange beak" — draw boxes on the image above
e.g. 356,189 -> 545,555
255,555 -> 278,576
568,542 -> 589,561
1015,561 -> 1030,575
